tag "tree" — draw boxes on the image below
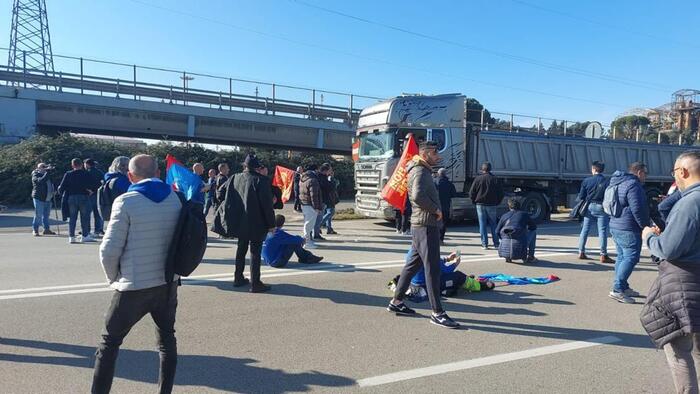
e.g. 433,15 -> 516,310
465,98 -> 494,127
610,115 -> 651,140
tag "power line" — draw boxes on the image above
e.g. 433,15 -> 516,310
291,0 -> 673,92
510,0 -> 700,50
126,0 -> 631,111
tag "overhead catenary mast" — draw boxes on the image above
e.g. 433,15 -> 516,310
7,0 -> 54,80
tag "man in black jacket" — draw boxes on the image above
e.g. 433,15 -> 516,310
223,154 -> 275,293
469,162 -> 504,249
84,158 -> 105,237
435,168 -> 456,242
58,158 -> 100,244
293,166 -> 303,212
31,163 -> 56,236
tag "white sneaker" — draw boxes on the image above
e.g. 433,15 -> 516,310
305,241 -> 317,249
609,290 -> 634,304
68,236 -> 80,244
82,234 -> 96,242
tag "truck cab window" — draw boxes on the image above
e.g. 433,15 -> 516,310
429,128 -> 446,151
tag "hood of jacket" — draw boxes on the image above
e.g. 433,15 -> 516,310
300,170 -> 318,183
127,179 -> 172,203
104,171 -> 127,182
406,155 -> 431,174
609,170 -> 638,187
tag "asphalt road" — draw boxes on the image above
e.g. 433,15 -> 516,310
0,210 -> 673,393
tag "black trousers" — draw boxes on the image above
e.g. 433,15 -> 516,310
92,283 -> 178,394
236,237 -> 263,283
439,212 -> 450,241
395,209 -> 411,233
393,226 -> 444,314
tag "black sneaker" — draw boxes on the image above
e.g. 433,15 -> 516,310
250,282 -> 271,293
326,229 -> 338,235
233,277 -> 250,287
430,312 -> 460,329
387,302 -> 416,315
314,235 -> 327,241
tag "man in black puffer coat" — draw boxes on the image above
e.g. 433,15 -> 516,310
641,151 -> 700,394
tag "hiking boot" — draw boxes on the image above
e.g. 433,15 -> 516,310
609,290 -> 635,304
526,256 -> 538,264
313,234 -> 327,241
623,288 -> 641,297
301,255 -> 323,264
250,282 -> 271,293
600,255 -> 615,264
233,277 -> 250,287
387,302 -> 416,315
326,229 -> 338,235
430,312 -> 460,329
578,253 -> 588,260
32,230 -> 40,237
42,229 -> 56,235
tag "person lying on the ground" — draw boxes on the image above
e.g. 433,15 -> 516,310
389,249 -> 494,299
262,214 -> 323,268
496,198 -> 538,263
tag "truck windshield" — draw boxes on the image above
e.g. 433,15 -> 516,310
358,131 -> 394,159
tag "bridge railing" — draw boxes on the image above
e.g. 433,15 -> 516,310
1,49 -> 382,125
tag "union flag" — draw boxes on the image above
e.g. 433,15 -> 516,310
352,138 -> 360,162
272,165 -> 296,203
381,134 -> 419,213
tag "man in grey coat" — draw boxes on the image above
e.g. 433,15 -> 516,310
387,141 -> 459,329
92,154 -> 182,394
642,151 -> 700,394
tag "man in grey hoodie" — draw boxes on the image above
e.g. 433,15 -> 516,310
388,141 -> 460,329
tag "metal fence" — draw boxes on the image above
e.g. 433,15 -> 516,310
0,49 -> 382,125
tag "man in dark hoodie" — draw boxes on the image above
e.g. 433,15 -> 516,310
608,161 -> 650,304
99,156 -> 131,222
299,164 -> 322,249
388,141 -> 460,329
469,161 -> 505,249
222,154 -> 276,293
93,154 -> 182,394
30,162 -> 56,236
435,167 -> 457,242
58,158 -> 100,244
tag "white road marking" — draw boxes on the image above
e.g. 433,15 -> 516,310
0,251 -> 579,301
356,335 -> 621,387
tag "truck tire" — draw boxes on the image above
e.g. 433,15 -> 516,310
522,192 -> 548,223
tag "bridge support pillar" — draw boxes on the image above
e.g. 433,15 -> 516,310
316,128 -> 324,149
0,96 -> 36,144
187,115 -> 195,138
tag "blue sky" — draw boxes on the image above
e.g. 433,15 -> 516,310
1,0 -> 697,126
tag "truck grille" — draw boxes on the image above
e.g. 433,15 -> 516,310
355,169 -> 381,193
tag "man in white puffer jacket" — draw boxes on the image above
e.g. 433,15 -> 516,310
92,154 -> 182,394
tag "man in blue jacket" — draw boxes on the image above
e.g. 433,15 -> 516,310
262,214 -> 323,267
642,151 -> 700,393
608,162 -> 650,304
577,161 -> 614,264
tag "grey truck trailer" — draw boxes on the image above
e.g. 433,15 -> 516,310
354,93 -> 691,222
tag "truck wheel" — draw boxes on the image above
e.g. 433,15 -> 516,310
522,192 -> 548,223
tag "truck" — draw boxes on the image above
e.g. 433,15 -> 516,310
354,93 -> 691,222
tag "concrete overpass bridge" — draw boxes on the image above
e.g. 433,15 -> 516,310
0,57 -> 375,154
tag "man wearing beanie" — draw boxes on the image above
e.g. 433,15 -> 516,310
221,153 -> 276,292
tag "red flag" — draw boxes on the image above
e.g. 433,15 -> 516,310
381,134 -> 419,213
272,165 -> 296,203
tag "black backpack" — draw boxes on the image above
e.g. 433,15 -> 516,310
166,192 -> 208,280
97,178 -> 118,220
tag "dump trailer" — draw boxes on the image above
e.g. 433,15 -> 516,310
354,94 -> 691,222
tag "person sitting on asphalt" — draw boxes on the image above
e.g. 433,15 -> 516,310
408,249 -> 465,294
496,198 -> 538,263
262,214 -> 323,268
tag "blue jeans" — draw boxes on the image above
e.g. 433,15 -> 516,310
526,230 -> 537,258
32,198 -> 52,232
610,229 -> 642,292
88,193 -> 103,233
577,202 -> 610,256
321,206 -> 335,231
313,203 -> 327,237
476,204 -> 499,247
68,194 -> 90,237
